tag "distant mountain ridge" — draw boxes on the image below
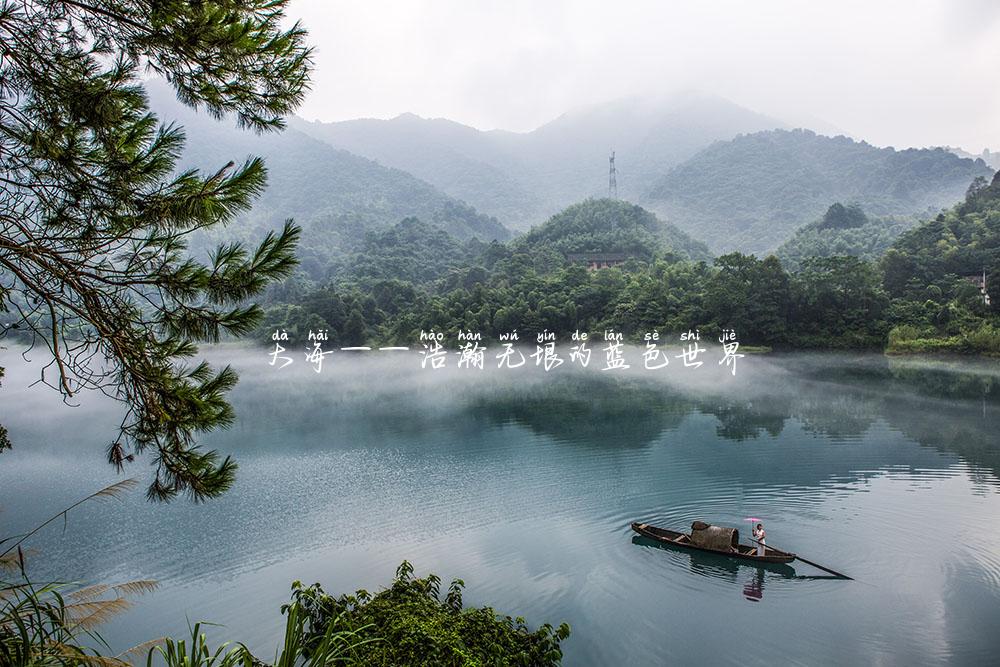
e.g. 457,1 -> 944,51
292,91 -> 786,230
290,113 -> 543,229
647,129 -> 994,254
943,146 -> 1000,171
153,79 -> 995,263
145,80 -> 510,277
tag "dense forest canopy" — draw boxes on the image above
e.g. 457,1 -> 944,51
883,174 -> 1000,303
776,203 -> 918,272
647,129 -> 994,254
262,178 -> 1000,355
511,199 -> 711,262
257,199 -> 710,345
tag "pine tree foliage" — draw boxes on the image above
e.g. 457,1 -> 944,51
0,0 -> 312,500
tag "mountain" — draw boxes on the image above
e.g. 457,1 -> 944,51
289,114 -> 543,229
145,80 -> 510,278
775,203 -> 918,272
292,91 -> 785,230
329,217 -> 479,285
882,171 -> 1000,301
944,146 -> 1000,171
512,92 -> 785,211
512,198 -> 712,262
647,129 -> 995,255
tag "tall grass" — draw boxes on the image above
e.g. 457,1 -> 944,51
2,479 -> 377,666
147,603 -> 376,667
1,480 -> 159,666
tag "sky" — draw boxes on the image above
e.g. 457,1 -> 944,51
288,0 -> 1000,151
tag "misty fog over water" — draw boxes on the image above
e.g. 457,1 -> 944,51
2,345 -> 999,664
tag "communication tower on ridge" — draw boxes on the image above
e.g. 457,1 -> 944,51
608,150 -> 618,199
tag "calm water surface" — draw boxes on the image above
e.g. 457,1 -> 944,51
2,347 -> 999,665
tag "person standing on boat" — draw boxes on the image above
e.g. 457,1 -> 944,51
753,523 -> 766,556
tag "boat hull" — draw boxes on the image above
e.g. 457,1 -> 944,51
631,522 -> 797,564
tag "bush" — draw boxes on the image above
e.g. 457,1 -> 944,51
962,322 -> 1000,355
885,322 -> 1000,355
887,324 -> 927,346
290,562 -> 571,666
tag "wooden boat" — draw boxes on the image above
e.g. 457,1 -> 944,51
630,535 -> 799,578
631,522 -> 796,564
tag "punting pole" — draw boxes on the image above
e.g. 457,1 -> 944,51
752,539 -> 853,580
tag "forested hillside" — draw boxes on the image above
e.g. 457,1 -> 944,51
648,129 -> 994,254
147,81 -> 509,279
511,199 -> 711,262
879,172 -> 1000,352
883,174 -> 1000,306
291,114 -> 546,228
257,199 -> 710,344
328,217 -> 484,285
150,82 -> 999,355
946,146 -> 1000,171
259,180 -> 1000,355
776,203 -> 917,271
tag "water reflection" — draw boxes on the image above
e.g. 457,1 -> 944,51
743,568 -> 764,602
468,353 -> 1000,482
472,375 -> 689,447
1,348 -> 999,665
703,399 -> 788,441
631,534 -> 797,597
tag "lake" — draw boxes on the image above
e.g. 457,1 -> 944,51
2,346 -> 999,665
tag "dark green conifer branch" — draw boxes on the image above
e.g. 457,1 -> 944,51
0,0 -> 311,500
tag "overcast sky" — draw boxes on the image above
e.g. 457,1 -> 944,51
289,0 -> 1000,151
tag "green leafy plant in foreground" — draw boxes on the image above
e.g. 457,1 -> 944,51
3,482 -> 567,665
290,561 -> 571,667
148,602 -> 375,667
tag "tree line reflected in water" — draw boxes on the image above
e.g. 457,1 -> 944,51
465,355 -> 1000,483
205,351 -> 1000,493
